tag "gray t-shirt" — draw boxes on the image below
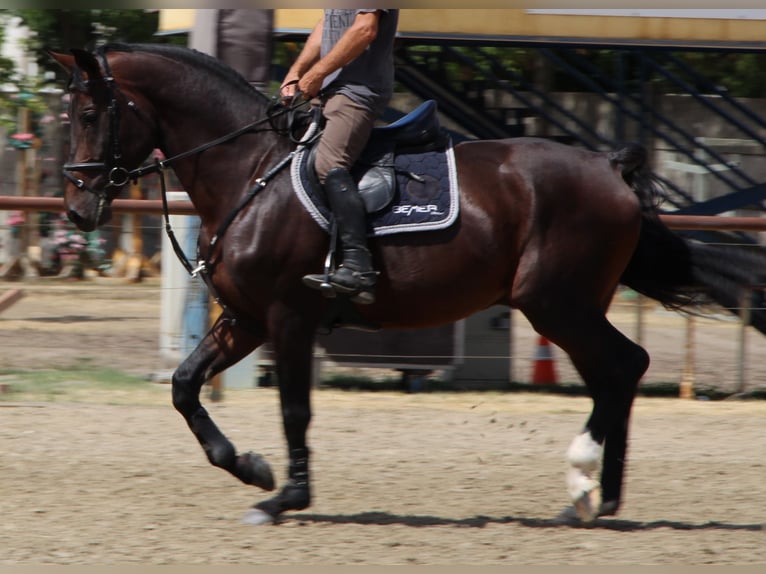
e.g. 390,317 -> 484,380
320,9 -> 399,115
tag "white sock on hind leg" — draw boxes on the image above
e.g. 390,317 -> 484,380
566,431 -> 602,499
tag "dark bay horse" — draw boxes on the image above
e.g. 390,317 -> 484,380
51,43 -> 766,525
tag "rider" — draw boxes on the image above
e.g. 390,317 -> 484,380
280,9 -> 399,304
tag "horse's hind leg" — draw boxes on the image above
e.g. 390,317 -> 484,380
171,314 -> 274,490
599,399 -> 633,515
524,306 -> 649,522
568,320 -> 648,522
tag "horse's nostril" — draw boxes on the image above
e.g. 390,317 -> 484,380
66,209 -> 82,225
66,208 -> 94,231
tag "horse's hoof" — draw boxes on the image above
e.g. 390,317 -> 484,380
241,507 -> 276,526
236,451 -> 275,491
554,496 -> 616,525
572,484 -> 602,523
552,505 -> 582,525
566,464 -> 601,523
599,499 -> 619,516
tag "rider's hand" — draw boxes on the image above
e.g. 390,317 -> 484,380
279,79 -> 299,104
297,70 -> 324,101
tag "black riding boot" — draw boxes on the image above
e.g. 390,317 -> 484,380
303,167 -> 377,304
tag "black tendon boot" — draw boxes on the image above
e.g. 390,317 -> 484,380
304,167 -> 378,304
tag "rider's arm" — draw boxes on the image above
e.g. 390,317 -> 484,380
282,11 -> 382,101
298,11 -> 381,99
280,16 -> 324,98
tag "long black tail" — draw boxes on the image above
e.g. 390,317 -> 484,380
613,144 -> 766,336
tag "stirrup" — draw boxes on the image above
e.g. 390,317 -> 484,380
303,269 -> 377,304
303,222 -> 339,298
302,273 -> 337,298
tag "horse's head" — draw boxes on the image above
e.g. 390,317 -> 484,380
50,48 -> 156,231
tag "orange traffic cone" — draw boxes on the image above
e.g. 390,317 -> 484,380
531,335 -> 558,385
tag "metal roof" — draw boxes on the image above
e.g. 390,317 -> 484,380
158,9 -> 766,51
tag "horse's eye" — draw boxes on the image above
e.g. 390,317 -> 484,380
80,109 -> 97,126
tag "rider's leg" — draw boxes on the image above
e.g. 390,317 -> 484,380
303,94 -> 378,304
304,167 -> 377,303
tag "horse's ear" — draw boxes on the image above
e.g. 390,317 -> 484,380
46,48 -> 102,80
48,49 -> 75,73
70,48 -> 103,83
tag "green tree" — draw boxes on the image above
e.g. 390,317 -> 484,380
11,9 -> 181,83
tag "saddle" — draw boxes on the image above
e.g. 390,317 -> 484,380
371,99 -> 448,151
303,100 -> 450,213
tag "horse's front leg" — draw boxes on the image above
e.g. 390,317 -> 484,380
245,303 -> 317,524
172,314 -> 274,490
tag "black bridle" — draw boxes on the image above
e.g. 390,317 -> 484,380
61,47 -> 318,314
62,50 -> 303,203
62,48 -> 314,192
61,49 -> 135,225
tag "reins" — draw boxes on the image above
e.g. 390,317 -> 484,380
153,101 -> 319,316
62,46 -> 320,319
152,106 -> 319,317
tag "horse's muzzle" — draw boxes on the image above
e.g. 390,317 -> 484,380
65,193 -> 112,232
66,207 -> 95,232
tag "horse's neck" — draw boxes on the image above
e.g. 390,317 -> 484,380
153,84 -> 271,161
144,70 -> 284,217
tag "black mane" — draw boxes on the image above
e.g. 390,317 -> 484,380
101,42 -> 271,104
